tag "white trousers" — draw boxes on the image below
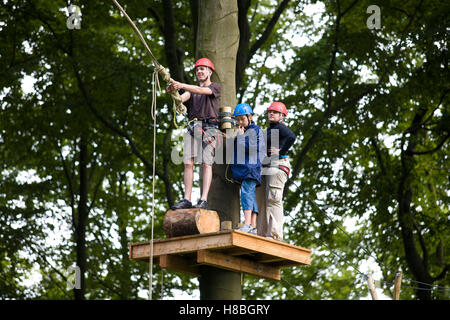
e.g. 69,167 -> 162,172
256,158 -> 290,240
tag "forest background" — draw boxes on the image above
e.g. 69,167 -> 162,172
0,0 -> 449,300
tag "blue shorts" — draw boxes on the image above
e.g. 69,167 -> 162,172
240,179 -> 258,214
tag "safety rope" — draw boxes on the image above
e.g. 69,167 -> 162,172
225,164 -> 237,184
148,67 -> 160,300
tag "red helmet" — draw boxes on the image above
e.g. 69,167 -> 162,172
194,58 -> 215,72
268,102 -> 287,116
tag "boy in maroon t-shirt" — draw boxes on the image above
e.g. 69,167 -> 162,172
167,58 -> 221,210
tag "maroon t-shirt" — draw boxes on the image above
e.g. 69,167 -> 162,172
187,82 -> 221,120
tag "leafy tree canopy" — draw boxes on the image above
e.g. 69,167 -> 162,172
1,0 -> 448,300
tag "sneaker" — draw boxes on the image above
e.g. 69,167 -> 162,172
266,235 -> 282,242
249,227 -> 257,235
236,224 -> 253,233
171,199 -> 192,210
193,199 -> 208,209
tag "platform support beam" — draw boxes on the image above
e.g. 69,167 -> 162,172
197,250 -> 281,280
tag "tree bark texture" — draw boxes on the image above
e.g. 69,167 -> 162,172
197,0 -> 240,227
199,266 -> 242,300
398,107 -> 441,300
74,136 -> 88,300
196,0 -> 242,300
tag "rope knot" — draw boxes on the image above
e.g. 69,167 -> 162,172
155,65 -> 171,82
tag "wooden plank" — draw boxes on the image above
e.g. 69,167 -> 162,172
197,250 -> 281,281
129,231 -> 234,260
393,271 -> 402,300
129,230 -> 312,273
222,247 -> 255,257
232,230 -> 311,265
159,254 -> 200,277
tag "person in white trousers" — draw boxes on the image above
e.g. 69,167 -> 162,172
256,102 -> 296,241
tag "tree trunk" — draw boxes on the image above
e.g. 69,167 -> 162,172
162,0 -> 184,82
117,174 -> 133,299
197,0 -> 240,227
74,136 -> 88,300
236,0 -> 251,93
199,266 -> 242,300
398,109 -> 433,300
196,0 -> 241,300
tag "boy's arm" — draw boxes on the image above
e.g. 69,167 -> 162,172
180,91 -> 191,103
170,80 -> 213,95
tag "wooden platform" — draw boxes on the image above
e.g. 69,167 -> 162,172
128,230 -> 311,281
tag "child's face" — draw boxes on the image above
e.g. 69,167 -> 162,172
268,110 -> 283,123
236,114 -> 250,128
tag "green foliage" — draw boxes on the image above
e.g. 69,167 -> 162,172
1,0 -> 449,300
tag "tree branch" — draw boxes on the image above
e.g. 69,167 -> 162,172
369,136 -> 395,187
432,264 -> 449,282
147,7 -> 164,35
87,173 -> 104,216
247,0 -> 290,63
69,59 -> 177,209
236,0 -> 252,90
57,143 -> 76,230
406,133 -> 450,155
189,0 -> 199,57
161,0 -> 184,81
71,60 -> 152,172
287,0 -> 424,190
411,208 -> 429,271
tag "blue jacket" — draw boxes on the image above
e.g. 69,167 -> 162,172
230,122 -> 265,185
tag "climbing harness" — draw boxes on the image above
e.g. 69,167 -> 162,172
277,164 -> 291,177
187,118 -> 223,149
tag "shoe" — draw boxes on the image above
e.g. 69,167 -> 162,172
171,199 -> 192,210
193,199 -> 208,209
250,227 -> 257,235
265,236 -> 282,242
236,224 -> 253,233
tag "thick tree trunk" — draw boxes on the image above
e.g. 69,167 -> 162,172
197,0 -> 240,228
196,0 -> 239,112
199,266 -> 242,300
196,0 -> 241,300
197,0 -> 240,226
398,109 -> 433,300
117,174 -> 133,299
162,0 -> 184,82
236,0 -> 251,92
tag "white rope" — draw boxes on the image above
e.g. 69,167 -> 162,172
148,67 -> 160,300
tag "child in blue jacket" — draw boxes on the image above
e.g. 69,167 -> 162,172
231,103 -> 265,235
